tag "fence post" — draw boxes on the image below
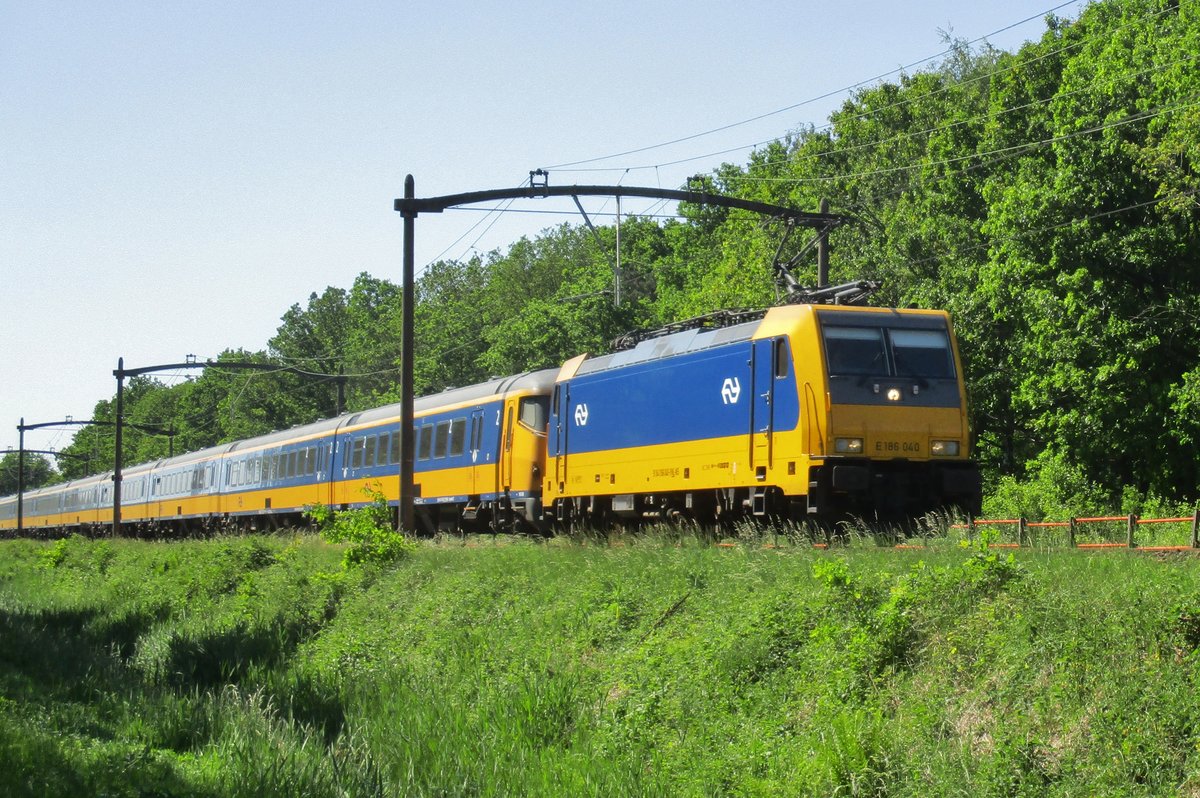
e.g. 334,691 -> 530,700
967,515 -> 975,544
1068,517 -> 1077,548
1127,513 -> 1137,549
1018,517 -> 1027,547
1192,504 -> 1200,550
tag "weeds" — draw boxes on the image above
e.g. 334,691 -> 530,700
3,533 -> 1200,795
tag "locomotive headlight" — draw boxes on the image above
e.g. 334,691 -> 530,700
886,388 -> 902,402
835,437 -> 864,454
930,440 -> 960,456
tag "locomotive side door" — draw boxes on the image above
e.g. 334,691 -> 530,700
750,338 -> 778,468
553,383 -> 568,492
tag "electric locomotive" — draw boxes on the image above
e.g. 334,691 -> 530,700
544,299 -> 981,526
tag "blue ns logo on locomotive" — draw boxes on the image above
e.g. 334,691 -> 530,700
550,339 -> 800,456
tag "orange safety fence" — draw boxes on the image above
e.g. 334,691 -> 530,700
708,512 -> 1200,551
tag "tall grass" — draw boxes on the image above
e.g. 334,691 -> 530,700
3,532 -> 1200,795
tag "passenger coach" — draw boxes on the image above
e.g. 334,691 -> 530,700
0,370 -> 557,535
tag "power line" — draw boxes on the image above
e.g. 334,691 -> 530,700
724,25 -> 1195,181
541,0 -> 1086,171
551,2 -> 1178,179
900,187 -> 1200,273
415,1 -> 1183,284
420,2 -> 1086,273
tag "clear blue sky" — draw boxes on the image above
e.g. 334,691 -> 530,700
1,0 -> 1085,456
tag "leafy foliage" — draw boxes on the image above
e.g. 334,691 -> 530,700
0,452 -> 57,494
304,487 -> 416,569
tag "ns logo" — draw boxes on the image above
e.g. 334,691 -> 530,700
721,377 -> 741,405
574,403 -> 590,426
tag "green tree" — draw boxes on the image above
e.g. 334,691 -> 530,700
0,452 -> 57,494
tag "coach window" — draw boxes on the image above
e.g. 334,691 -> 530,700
388,432 -> 400,464
364,436 -> 377,468
417,426 -> 432,461
449,418 -> 466,458
434,420 -> 451,459
351,438 -> 365,469
471,415 -> 483,452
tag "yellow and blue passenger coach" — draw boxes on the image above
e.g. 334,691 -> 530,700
544,303 -> 981,525
1,370 -> 557,535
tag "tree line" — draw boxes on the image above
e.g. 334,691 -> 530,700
7,0 -> 1197,513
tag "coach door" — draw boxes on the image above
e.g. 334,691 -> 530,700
750,338 -> 779,468
500,402 -> 516,492
468,408 -> 488,496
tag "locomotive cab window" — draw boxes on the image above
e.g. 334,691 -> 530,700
890,329 -> 955,379
823,323 -> 955,380
773,338 -> 789,378
824,327 -> 888,376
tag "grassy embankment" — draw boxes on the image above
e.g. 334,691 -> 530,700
3,527 -> 1200,796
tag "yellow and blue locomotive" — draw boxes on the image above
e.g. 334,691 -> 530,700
544,301 -> 980,525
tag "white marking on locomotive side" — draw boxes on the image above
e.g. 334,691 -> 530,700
721,377 -> 741,404
574,403 -> 589,426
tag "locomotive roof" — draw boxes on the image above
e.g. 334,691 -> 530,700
577,304 -> 951,378
577,319 -> 760,377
